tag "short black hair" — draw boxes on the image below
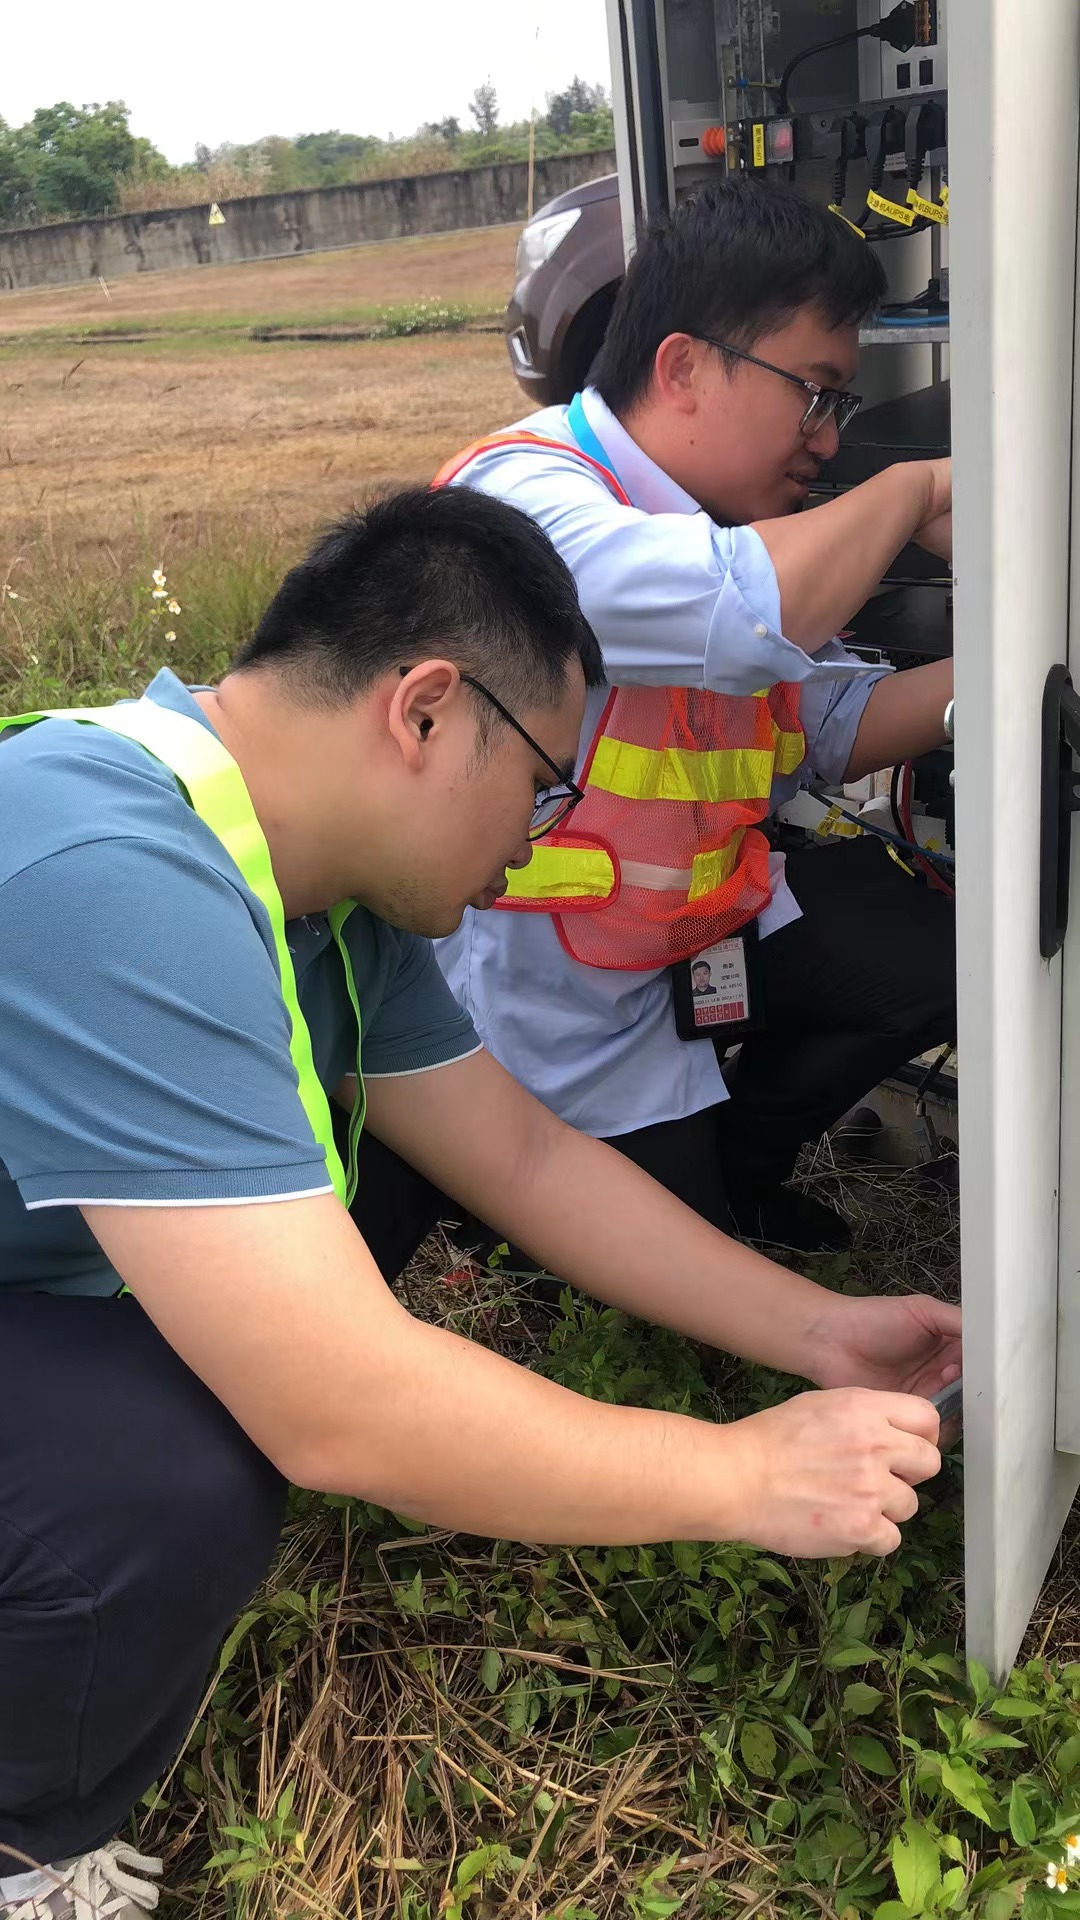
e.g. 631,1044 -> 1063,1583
593,178 -> 887,416
232,487 -> 605,717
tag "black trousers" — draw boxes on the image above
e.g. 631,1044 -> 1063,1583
714,836 -> 956,1190
0,1293 -> 288,1875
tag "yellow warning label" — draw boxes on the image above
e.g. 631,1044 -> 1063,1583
940,180 -> 949,207
867,189 -> 916,228
828,203 -> 867,239
208,202 -> 226,226
907,187 -> 948,225
752,123 -> 765,168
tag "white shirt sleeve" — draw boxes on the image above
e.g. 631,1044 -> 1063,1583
458,442 -> 874,701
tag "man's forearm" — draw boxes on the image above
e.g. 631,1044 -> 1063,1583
845,657 -> 953,782
368,1062 -> 843,1384
494,1121 -> 843,1379
303,1307 -> 735,1543
752,463 -> 936,651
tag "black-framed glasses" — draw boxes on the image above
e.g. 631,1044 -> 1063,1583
399,667 -> 584,840
461,674 -> 584,841
696,336 -> 862,438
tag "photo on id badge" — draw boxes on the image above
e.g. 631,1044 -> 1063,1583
672,928 -> 764,1042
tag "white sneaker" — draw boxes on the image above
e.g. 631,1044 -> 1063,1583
0,1843 -> 162,1920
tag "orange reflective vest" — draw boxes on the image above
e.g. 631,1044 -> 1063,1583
433,414 -> 805,972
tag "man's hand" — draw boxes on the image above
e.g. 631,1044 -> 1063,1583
724,1388 -> 941,1557
806,1290 -> 961,1400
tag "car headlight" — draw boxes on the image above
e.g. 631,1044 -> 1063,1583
516,207 -> 582,277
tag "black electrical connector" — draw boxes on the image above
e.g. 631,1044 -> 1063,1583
831,112 -> 864,212
775,1 -> 916,115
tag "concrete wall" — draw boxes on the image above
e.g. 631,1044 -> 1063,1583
0,151 -> 616,295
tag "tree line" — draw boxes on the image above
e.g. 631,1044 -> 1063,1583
0,80 -> 613,228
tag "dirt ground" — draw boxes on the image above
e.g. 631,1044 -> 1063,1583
0,228 -> 528,565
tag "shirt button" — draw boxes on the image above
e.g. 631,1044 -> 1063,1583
754,622 -> 768,638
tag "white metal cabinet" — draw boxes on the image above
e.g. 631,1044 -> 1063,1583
947,0 -> 1080,1676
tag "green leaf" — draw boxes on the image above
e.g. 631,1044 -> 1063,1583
825,1642 -> 882,1671
968,1659 -> 992,1703
1059,1734 -> 1080,1777
593,1726 -> 639,1762
990,1697 -> 1047,1720
769,1655 -> 800,1702
845,1683 -> 886,1716
983,1892 -> 1021,1920
850,1734 -> 896,1777
672,1539 -> 701,1577
740,1721 -> 777,1779
941,1864 -> 967,1906
891,1817 -> 941,1910
940,1756 -> 996,1825
766,1796 -> 796,1833
480,1648 -> 502,1693
874,1905 -> 916,1920
214,1608 -> 262,1676
1008,1781 -> 1037,1847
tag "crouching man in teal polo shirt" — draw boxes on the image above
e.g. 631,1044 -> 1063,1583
0,487 -> 959,1920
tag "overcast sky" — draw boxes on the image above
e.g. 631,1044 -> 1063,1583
2,0 -> 614,162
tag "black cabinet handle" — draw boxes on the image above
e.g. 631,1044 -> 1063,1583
1039,664 -> 1080,959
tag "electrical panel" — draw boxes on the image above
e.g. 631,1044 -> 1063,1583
611,0 -> 949,237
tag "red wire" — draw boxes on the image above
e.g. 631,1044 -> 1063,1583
900,761 -> 955,899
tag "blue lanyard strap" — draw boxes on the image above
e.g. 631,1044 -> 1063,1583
566,392 -> 625,492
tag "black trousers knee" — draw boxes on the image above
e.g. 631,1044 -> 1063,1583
714,836 -> 956,1189
0,1294 -> 287,1875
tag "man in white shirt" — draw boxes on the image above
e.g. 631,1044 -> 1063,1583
434,178 -> 955,1255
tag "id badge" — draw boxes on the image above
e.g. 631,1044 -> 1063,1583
672,924 -> 765,1043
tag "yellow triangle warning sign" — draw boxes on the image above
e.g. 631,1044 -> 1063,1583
208,202 -> 226,226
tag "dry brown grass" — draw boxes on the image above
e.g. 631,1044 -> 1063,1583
0,230 -> 527,579
0,332 -> 524,567
0,226 -> 518,335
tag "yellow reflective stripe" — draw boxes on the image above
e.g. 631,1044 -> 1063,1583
687,830 -> 746,901
772,726 -> 806,776
590,736 -> 776,804
0,702 -> 350,1204
504,846 -> 616,901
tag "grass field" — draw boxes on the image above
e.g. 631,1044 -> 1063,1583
0,226 -> 522,576
5,232 -> 1080,1920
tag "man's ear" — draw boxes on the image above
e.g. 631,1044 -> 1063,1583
653,332 -> 704,413
387,660 -> 460,769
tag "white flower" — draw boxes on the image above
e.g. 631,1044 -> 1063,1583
152,567 -> 167,588
2,584 -> 20,600
1047,1861 -> 1070,1891
1066,1834 -> 1080,1866
152,588 -> 167,600
165,630 -> 176,643
166,599 -> 181,614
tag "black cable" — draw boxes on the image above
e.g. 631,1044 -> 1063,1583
889,761 -> 906,841
776,27 -> 872,116
912,1041 -> 957,1106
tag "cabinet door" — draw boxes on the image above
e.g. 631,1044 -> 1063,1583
951,0 -> 1080,1677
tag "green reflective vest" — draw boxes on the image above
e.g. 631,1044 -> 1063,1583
0,697 -> 364,1205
